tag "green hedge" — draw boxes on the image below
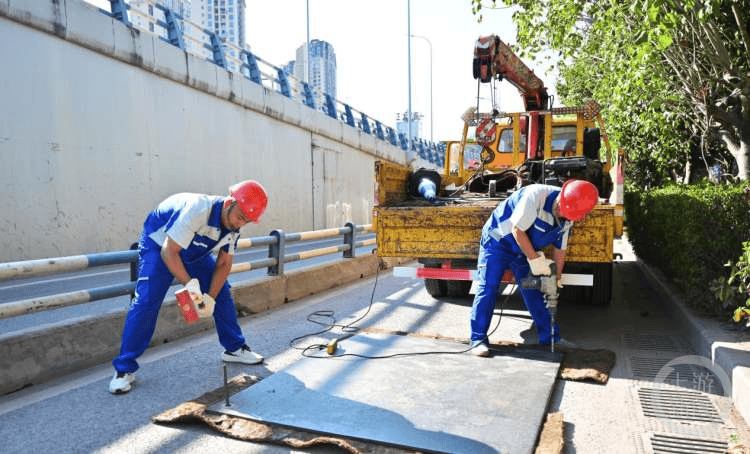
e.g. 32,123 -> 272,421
624,182 -> 750,315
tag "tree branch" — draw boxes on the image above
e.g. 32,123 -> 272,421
731,2 -> 750,69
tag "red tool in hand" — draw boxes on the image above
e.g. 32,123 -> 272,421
176,288 -> 200,324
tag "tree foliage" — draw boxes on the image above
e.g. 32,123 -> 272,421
471,0 -> 750,186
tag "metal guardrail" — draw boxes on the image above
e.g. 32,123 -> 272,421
101,0 -> 446,167
0,223 -> 375,320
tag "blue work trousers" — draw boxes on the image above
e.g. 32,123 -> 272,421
470,234 -> 559,345
112,246 -> 245,373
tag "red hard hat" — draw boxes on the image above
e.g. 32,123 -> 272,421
229,180 -> 267,223
559,179 -> 598,221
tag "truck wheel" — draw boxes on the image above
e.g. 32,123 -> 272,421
560,262 -> 612,306
425,279 -> 447,298
446,280 -> 473,297
589,262 -> 613,306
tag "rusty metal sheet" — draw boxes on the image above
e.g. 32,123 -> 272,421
375,206 -> 490,258
211,333 -> 562,454
567,206 -> 614,262
375,161 -> 411,206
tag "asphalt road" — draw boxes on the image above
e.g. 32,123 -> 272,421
0,237 -> 747,453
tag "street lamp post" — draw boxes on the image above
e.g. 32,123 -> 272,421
407,0 -> 413,155
306,0 -> 311,83
411,34 -> 433,142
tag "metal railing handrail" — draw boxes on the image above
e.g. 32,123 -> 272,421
0,223 -> 375,320
99,0 -> 445,167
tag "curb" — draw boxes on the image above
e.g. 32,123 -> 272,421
0,254 -> 412,395
636,258 -> 750,423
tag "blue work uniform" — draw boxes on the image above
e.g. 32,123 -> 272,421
470,184 -> 572,346
113,193 -> 246,373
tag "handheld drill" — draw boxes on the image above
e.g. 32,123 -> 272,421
520,263 -> 559,352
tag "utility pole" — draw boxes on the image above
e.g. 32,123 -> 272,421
411,34 -> 433,142
407,0 -> 413,155
306,0 -> 311,83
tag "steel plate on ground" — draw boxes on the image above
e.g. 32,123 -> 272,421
210,332 -> 562,454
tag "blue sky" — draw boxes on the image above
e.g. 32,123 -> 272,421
85,0 -> 560,142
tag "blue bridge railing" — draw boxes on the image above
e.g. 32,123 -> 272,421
101,0 -> 445,168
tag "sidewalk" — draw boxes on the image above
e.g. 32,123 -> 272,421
634,240 -> 750,424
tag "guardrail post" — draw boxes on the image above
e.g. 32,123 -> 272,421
110,0 -> 131,26
302,82 -> 317,109
374,121 -> 385,140
209,32 -> 227,69
268,229 -> 285,275
360,113 -> 371,134
387,127 -> 398,146
244,51 -> 262,84
277,69 -> 291,98
164,8 -> 185,50
420,140 -> 428,160
343,104 -> 355,127
129,242 -> 138,299
343,222 -> 356,258
324,94 -> 337,119
398,132 -> 408,150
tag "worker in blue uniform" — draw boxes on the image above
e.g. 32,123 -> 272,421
109,181 -> 268,394
470,179 -> 599,356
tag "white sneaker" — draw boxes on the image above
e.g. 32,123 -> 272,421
109,371 -> 135,394
471,342 -> 490,357
222,345 -> 264,365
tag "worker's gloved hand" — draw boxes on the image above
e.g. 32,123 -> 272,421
196,294 -> 215,318
528,252 -> 553,276
183,278 -> 203,304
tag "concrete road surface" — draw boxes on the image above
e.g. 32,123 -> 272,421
1,238 -> 748,453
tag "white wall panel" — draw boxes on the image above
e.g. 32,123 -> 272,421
0,1 -> 417,261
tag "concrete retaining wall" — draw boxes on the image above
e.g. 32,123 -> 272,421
0,0 -> 414,261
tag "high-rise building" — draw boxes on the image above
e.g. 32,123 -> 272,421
192,0 -> 244,47
124,1 -> 244,71
283,60 -> 295,77
293,40 -> 337,99
190,0 -> 245,71
397,111 -> 423,140
130,0 -> 192,34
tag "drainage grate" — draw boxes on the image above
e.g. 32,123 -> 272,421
630,357 -> 725,394
649,433 -> 727,454
638,388 -> 723,423
624,333 -> 679,351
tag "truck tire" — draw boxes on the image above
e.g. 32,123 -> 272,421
446,280 -> 473,298
425,279 -> 447,298
589,262 -> 613,306
560,262 -> 612,306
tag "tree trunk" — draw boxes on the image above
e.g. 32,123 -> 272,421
721,130 -> 750,181
735,140 -> 750,182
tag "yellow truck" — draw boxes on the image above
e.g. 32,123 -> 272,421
373,34 -> 625,305
373,104 -> 625,305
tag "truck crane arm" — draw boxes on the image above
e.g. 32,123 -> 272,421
473,34 -> 550,111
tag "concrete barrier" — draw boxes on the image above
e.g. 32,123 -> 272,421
0,254 -> 412,395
